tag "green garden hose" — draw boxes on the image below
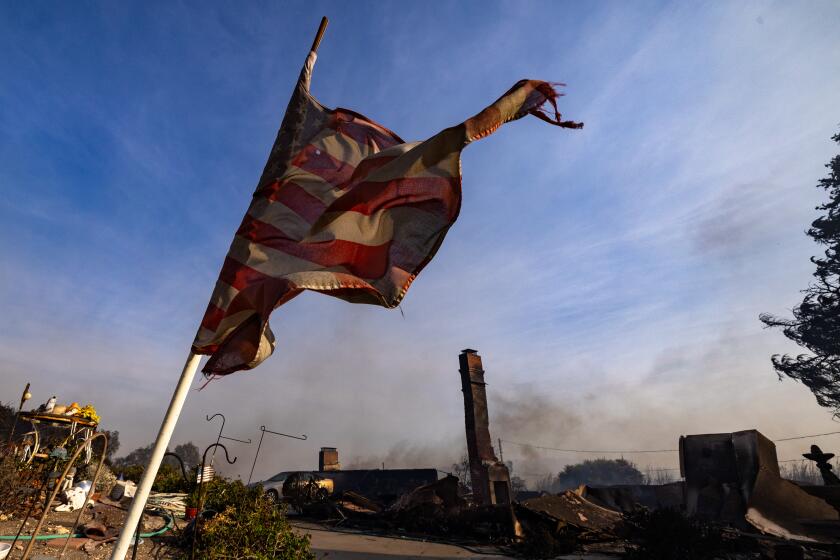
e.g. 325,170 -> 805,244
0,512 -> 174,540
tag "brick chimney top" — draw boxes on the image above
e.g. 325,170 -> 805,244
319,447 -> 340,471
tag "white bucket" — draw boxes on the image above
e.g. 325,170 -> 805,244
0,542 -> 12,560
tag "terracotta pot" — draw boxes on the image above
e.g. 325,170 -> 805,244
185,507 -> 198,521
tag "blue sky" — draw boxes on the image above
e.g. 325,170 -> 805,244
2,1 -> 840,483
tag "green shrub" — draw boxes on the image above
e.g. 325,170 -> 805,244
200,478 -> 251,513
194,480 -> 314,559
110,464 -> 144,483
109,463 -> 192,493
153,463 -> 192,493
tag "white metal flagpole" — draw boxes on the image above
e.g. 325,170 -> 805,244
109,351 -> 202,560
109,18 -> 330,560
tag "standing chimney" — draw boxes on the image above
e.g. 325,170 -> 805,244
459,349 -> 511,506
319,447 -> 340,471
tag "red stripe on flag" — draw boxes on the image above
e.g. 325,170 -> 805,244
326,176 -> 459,218
226,278 -> 299,318
292,143 -> 356,187
331,108 -> 404,150
201,302 -> 227,331
218,256 -> 274,291
347,155 -> 400,185
237,217 -> 391,279
260,179 -> 327,224
215,258 -> 300,316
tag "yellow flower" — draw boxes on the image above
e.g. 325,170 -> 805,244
78,404 -> 100,424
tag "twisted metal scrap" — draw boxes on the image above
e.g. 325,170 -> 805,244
17,431 -> 108,560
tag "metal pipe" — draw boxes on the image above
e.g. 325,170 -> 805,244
110,351 -> 202,560
162,451 -> 189,485
60,432 -> 108,559
190,443 -> 236,560
219,435 -> 252,444
206,413 -> 251,458
17,431 -> 108,559
247,426 -> 307,485
206,413 -> 225,464
309,16 -> 328,54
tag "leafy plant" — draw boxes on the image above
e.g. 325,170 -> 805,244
154,463 -> 192,493
191,480 -> 314,559
110,464 -> 144,483
77,404 -> 100,424
185,486 -> 201,509
109,462 -> 192,493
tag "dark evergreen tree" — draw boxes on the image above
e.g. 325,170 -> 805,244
92,429 -> 120,463
173,442 -> 201,469
553,458 -> 644,491
761,131 -> 840,414
113,443 -> 154,468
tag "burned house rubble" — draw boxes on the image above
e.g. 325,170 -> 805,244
259,350 -> 840,557
264,446 -> 438,506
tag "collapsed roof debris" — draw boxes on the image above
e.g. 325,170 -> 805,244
390,475 -> 464,515
576,481 -> 684,514
516,490 -> 623,535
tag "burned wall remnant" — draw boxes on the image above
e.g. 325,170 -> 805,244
680,429 -> 840,542
459,348 -> 511,506
679,430 -> 779,524
319,447 -> 340,471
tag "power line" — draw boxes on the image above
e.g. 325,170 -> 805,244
774,430 -> 840,442
501,429 -> 840,456
512,458 -> 828,480
500,440 -> 677,454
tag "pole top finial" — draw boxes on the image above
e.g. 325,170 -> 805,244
310,17 -> 329,54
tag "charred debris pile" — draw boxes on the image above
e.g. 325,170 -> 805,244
267,349 -> 840,558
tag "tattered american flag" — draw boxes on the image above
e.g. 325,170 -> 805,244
193,49 -> 582,376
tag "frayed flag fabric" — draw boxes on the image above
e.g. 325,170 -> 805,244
193,48 -> 582,376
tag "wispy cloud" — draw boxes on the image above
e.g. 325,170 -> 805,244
1,1 -> 839,484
